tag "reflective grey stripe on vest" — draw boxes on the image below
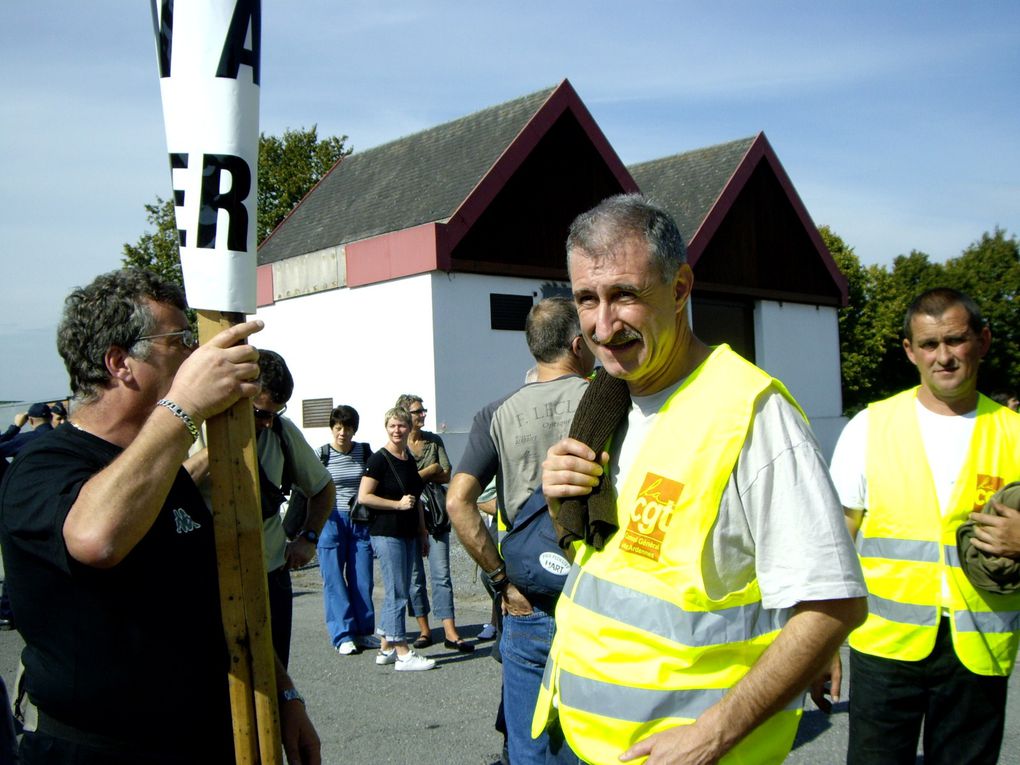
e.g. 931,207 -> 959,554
569,572 -> 788,647
557,668 -> 802,723
955,608 -> 1020,635
860,537 -> 939,563
943,544 -> 962,568
867,593 -> 938,627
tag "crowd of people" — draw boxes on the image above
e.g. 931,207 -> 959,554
0,194 -> 1018,765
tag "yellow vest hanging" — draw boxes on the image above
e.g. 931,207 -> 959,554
533,345 -> 804,765
850,388 -> 1020,676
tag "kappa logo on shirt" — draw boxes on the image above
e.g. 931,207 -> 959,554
620,473 -> 684,562
172,507 -> 202,535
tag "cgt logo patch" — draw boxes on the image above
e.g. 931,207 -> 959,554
620,473 -> 684,562
973,474 -> 1005,511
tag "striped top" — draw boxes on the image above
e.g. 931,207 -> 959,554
324,442 -> 371,512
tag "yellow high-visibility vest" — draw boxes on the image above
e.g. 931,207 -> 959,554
850,388 -> 1020,675
533,345 -> 804,765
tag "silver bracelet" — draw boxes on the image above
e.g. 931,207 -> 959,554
155,399 -> 199,443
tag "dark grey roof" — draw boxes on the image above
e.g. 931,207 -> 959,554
628,136 -> 755,241
259,86 -> 557,264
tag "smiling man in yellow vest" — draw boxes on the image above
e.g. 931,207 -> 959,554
830,287 -> 1020,765
537,194 -> 868,765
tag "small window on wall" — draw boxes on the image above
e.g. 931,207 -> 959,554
490,293 -> 534,331
302,398 -> 333,428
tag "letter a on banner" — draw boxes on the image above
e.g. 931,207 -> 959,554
151,0 -> 260,313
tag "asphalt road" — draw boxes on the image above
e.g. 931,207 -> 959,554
2,538 -> 1019,763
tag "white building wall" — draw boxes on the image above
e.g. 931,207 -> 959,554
432,273 -> 563,467
253,274 -> 438,451
252,272 -> 562,468
753,301 -> 846,460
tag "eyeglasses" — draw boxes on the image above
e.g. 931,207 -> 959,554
408,408 -> 427,416
134,329 -> 199,350
253,404 -> 287,420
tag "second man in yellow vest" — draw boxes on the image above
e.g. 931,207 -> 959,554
830,287 -> 1020,764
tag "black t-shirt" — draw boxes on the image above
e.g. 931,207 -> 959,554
365,448 -> 424,538
0,425 -> 232,760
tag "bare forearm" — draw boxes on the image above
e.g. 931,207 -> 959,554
183,447 -> 210,488
420,462 -> 449,483
304,483 -> 335,535
449,496 -> 502,572
360,492 -> 407,511
64,407 -> 196,567
694,598 -> 866,755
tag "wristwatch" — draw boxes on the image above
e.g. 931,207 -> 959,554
280,687 -> 305,705
298,528 -> 318,544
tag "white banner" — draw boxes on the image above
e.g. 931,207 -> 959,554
151,0 -> 260,313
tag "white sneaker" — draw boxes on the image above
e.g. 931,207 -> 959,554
336,640 -> 359,656
394,650 -> 435,671
356,634 -> 381,650
375,648 -> 396,665
478,623 -> 497,640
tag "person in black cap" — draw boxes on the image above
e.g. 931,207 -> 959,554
0,403 -> 53,460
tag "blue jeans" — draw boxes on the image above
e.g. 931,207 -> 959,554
370,534 -> 416,642
318,510 -> 375,646
501,603 -> 579,765
408,530 -> 454,621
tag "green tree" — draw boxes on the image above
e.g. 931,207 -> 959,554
942,228 -> 1020,393
821,226 -> 877,414
123,126 -> 350,283
122,197 -> 182,286
257,127 -> 350,243
865,250 -> 945,404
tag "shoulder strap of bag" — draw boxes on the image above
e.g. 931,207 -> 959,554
318,444 -> 330,466
269,415 -> 295,494
380,448 -> 410,494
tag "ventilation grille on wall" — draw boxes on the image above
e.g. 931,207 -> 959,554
302,398 -> 333,428
490,293 -> 534,331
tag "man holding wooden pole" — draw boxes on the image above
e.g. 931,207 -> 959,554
0,268 -> 321,763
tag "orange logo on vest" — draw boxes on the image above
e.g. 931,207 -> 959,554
973,474 -> 1005,511
620,473 -> 684,562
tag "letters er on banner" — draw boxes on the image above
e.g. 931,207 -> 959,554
152,0 -> 261,313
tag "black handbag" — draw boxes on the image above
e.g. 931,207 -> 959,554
421,481 -> 451,535
349,442 -> 374,524
349,494 -> 373,524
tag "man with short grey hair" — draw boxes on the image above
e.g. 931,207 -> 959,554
538,194 -> 867,764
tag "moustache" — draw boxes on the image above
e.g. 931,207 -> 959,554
591,328 -> 642,346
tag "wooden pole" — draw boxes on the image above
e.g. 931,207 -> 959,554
198,310 -> 282,765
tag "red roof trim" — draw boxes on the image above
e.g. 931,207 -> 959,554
346,223 -> 440,287
437,79 -> 639,270
687,132 -> 848,306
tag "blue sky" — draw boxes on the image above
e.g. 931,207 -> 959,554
1,1 -> 1017,401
